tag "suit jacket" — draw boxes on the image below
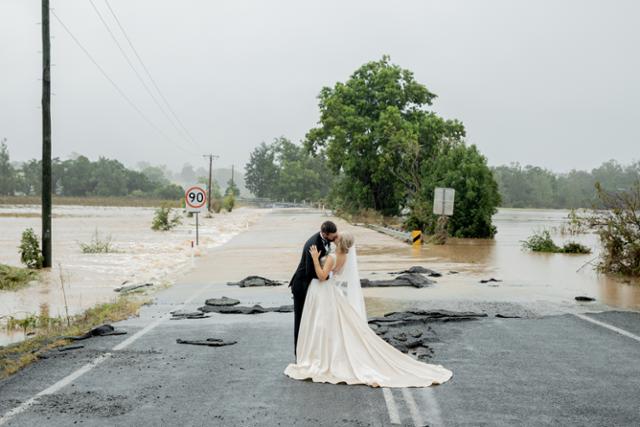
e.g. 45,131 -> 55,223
289,232 -> 328,296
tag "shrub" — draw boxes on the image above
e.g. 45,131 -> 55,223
19,228 -> 43,269
588,182 -> 640,276
151,205 -> 182,231
521,230 -> 560,252
211,198 -> 222,213
79,229 -> 116,253
222,194 -> 235,212
522,230 -> 591,254
561,242 -> 591,254
0,264 -> 38,291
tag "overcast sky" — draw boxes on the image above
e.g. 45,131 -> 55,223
1,0 -> 638,174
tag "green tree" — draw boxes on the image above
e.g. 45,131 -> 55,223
245,137 -> 332,202
179,163 -> 196,184
19,159 -> 42,195
0,138 -> 17,195
18,158 -> 63,196
272,138 -> 331,202
305,56 -> 466,216
407,143 -> 500,238
154,183 -> 184,200
139,164 -> 171,187
245,142 -> 279,198
491,159 -> 640,209
225,178 -> 240,197
59,155 -> 94,196
92,157 -> 128,196
126,169 -> 154,194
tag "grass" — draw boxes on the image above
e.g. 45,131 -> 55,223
0,264 -> 38,291
0,195 -> 181,208
0,296 -> 149,379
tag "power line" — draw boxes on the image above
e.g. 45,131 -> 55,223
51,9 -> 199,157
103,0 -> 203,151
88,0 -> 192,150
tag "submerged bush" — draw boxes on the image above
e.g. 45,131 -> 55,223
79,229 -> 117,254
223,194 -> 235,212
211,198 -> 222,214
19,228 -> 43,269
560,242 -> 592,254
522,230 -> 560,252
522,230 -> 591,254
151,205 -> 182,231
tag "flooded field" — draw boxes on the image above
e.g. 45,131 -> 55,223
0,205 -> 267,345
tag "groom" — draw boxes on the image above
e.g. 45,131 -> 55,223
289,220 -> 338,355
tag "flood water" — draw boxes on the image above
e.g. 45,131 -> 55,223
2,206 -> 639,346
0,205 -> 266,345
356,209 -> 640,315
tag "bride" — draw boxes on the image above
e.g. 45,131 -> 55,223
284,233 -> 453,388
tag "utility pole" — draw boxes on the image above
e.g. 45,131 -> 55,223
42,0 -> 52,268
202,154 -> 218,211
231,164 -> 234,187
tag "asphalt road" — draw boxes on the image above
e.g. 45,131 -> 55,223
1,210 -> 639,426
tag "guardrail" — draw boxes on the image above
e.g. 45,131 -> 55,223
357,223 -> 413,244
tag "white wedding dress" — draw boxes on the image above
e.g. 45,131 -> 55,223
284,248 -> 453,388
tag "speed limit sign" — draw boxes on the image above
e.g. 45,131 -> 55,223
185,185 -> 207,213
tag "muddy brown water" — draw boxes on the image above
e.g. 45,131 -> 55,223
357,209 -> 640,314
2,207 -> 638,346
178,208 -> 640,319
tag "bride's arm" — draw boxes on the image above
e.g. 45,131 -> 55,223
309,245 -> 334,281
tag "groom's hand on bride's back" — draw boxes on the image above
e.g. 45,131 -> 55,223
309,245 -> 320,260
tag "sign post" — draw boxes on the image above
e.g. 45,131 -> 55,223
185,185 -> 207,246
433,187 -> 456,244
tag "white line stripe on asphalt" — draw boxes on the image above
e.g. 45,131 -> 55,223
382,388 -> 401,425
418,387 -> 444,427
574,313 -> 640,343
0,284 -> 212,426
401,388 -> 424,427
0,353 -> 112,426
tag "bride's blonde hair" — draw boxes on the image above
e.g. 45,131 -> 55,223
336,233 -> 355,254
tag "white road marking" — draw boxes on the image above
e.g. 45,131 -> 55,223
382,388 -> 401,425
418,387 -> 444,427
0,284 -> 212,426
574,313 -> 640,343
401,388 -> 425,427
0,353 -> 112,425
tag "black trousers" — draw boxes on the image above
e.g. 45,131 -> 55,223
292,290 -> 307,356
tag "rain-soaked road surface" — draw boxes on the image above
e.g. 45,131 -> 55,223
1,209 -> 639,426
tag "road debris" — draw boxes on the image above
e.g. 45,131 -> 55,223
60,324 -> 127,341
114,282 -> 154,293
176,338 -> 237,347
361,273 -> 435,288
227,276 -> 284,287
389,266 -> 442,277
204,296 -> 240,306
368,310 -> 487,360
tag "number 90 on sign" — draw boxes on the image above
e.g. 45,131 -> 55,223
185,186 -> 207,212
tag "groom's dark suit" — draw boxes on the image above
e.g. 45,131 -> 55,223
289,232 -> 329,355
